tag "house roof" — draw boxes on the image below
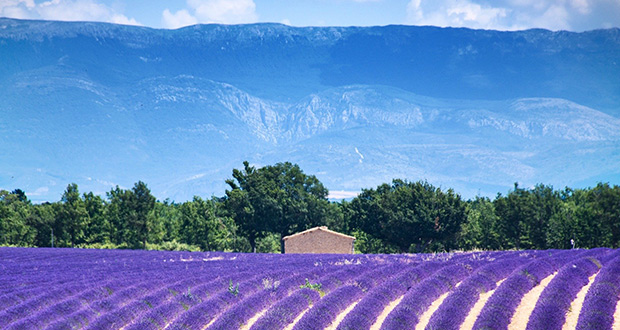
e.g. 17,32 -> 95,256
282,226 -> 356,241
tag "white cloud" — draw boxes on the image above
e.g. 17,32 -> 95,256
0,0 -> 140,25
406,0 -> 620,31
163,0 -> 258,29
190,0 -> 257,23
162,8 -> 198,29
407,0 -> 516,30
28,186 -> 49,196
328,190 -> 360,200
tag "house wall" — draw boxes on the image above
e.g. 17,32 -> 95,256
284,230 -> 354,254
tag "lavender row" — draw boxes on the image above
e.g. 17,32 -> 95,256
380,262 -> 480,330
336,261 -> 444,330
0,281 -> 110,326
248,264 -> 377,330
206,267 -> 333,330
525,249 -> 612,330
250,288 -> 321,330
43,275 -> 198,330
84,271 -> 260,330
165,269 -> 304,329
129,267 -> 318,330
44,277 -> 199,330
3,247 -> 620,330
425,256 -> 531,330
575,252 -> 620,330
471,248 -> 595,330
5,282 -> 119,330
293,263 -> 405,330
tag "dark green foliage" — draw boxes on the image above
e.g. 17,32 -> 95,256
228,279 -> 239,297
178,196 -> 237,251
105,181 -> 156,249
223,161 -> 331,252
347,179 -> 467,253
1,162 -> 620,253
0,189 -> 35,246
492,183 -> 561,250
459,196 -> 501,250
299,278 -> 324,296
56,184 -> 89,247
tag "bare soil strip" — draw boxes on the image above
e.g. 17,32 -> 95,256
283,307 -> 309,330
508,272 -> 557,330
240,307 -> 269,330
370,295 -> 404,330
414,290 -> 452,330
415,282 -> 463,330
562,272 -> 598,330
613,298 -> 620,330
460,279 -> 506,330
325,299 -> 361,330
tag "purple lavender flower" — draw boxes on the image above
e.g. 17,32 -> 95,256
526,256 -> 604,330
425,257 -> 527,330
250,288 -> 320,330
380,263 -> 476,330
575,255 -> 620,330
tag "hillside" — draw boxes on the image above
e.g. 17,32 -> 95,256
1,247 -> 619,329
1,18 -> 619,201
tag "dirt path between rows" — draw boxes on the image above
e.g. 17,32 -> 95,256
325,299 -> 361,330
460,279 -> 505,330
508,272 -> 557,330
239,307 -> 268,330
415,290 -> 452,330
283,307 -> 308,330
562,272 -> 598,330
370,295 -> 404,330
613,299 -> 620,330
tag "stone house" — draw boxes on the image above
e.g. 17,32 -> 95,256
282,226 -> 356,254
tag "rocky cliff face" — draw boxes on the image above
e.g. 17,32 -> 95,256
1,18 -> 619,201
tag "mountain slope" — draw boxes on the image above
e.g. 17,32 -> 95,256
0,18 -> 619,201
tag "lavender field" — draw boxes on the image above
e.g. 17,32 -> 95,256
1,247 -> 619,330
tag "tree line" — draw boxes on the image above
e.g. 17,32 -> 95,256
1,161 -> 619,253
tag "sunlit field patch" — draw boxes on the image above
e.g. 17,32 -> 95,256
1,247 -> 619,329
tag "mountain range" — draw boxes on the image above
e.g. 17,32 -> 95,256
1,18 -> 619,202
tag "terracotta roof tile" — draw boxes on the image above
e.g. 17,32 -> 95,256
282,226 -> 355,241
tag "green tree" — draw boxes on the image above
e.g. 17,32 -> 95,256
459,196 -> 501,250
585,183 -> 620,247
178,196 -> 235,251
224,161 -> 331,252
546,198 -> 579,249
0,189 -> 34,246
106,186 -> 130,245
27,202 -> 56,247
56,184 -> 89,247
348,179 -> 466,253
106,181 -> 156,248
129,181 -> 156,249
152,199 -> 181,243
83,192 -> 108,244
493,183 -> 561,250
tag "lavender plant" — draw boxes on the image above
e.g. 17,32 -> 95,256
1,247 -> 619,330
425,256 -> 527,330
336,262 -> 443,330
472,257 -> 562,330
525,255 -> 605,330
575,254 -> 620,330
380,262 -> 478,330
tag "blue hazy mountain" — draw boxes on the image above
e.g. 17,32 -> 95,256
1,18 -> 619,202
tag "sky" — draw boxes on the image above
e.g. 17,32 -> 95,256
1,0 -> 619,31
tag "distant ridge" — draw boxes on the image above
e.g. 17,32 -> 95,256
1,18 -> 619,202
